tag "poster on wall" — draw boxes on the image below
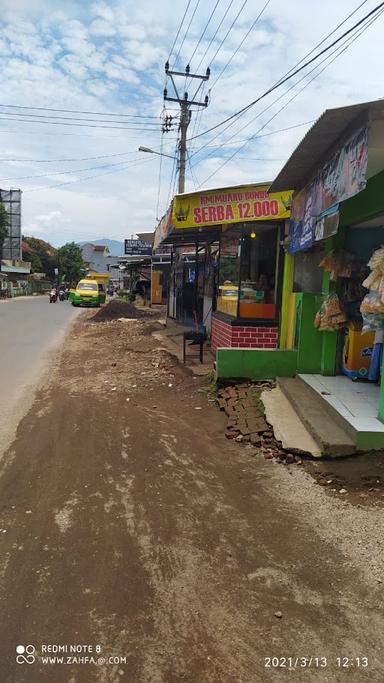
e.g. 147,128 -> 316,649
172,183 -> 293,229
288,126 -> 368,253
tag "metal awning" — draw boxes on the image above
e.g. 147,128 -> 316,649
160,224 -> 222,246
270,98 -> 384,193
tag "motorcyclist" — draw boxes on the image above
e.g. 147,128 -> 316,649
49,286 -> 58,302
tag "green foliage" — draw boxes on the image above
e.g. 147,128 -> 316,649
0,203 -> 9,252
57,242 -> 86,285
22,236 -> 58,276
206,369 -> 220,400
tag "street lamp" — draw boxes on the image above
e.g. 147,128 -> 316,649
138,146 -> 177,161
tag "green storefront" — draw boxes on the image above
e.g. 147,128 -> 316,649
217,98 -> 384,450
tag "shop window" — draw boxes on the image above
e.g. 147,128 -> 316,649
216,224 -> 280,319
217,228 -> 241,317
239,227 -> 278,319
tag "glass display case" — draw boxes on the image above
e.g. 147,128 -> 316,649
216,223 -> 280,319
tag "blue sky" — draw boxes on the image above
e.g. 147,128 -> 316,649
0,0 -> 383,246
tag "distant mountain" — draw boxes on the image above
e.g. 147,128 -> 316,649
78,238 -> 125,256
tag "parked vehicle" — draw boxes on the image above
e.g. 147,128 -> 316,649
69,279 -> 102,307
49,288 -> 57,303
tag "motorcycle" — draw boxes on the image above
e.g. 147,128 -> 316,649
58,290 -> 65,302
49,289 -> 57,303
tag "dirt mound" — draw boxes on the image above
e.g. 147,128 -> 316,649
91,299 -> 153,322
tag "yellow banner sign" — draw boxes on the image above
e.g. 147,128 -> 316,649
172,183 -> 292,229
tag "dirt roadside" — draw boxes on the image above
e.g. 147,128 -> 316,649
0,311 -> 383,683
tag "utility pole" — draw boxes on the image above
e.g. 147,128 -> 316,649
164,63 -> 210,193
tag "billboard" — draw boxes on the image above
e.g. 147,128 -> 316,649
124,239 -> 152,256
172,183 -> 292,229
0,189 -> 22,260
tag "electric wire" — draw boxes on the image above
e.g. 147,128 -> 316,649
0,126 -> 136,139
156,131 -> 165,222
197,5 -> 384,186
0,103 -> 159,119
173,0 -> 202,68
0,157 -> 145,182
273,0 -> 370,85
187,0 -> 222,67
168,0 -> 194,61
211,0 -> 271,89
189,0 -> 384,141
187,149 -> 199,188
207,0 -> 248,68
142,119 -> 314,158
165,136 -> 180,209
24,156 -> 155,193
193,0 -> 236,74
0,151 -> 139,163
0,116 -> 161,132
0,110 -> 160,125
188,0 -> 378,158
194,3 -> 384,164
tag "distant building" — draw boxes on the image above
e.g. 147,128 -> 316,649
80,243 -> 110,273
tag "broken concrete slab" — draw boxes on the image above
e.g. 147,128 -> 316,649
262,387 -> 322,458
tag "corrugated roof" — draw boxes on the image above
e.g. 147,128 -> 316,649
136,232 -> 154,245
270,98 -> 384,193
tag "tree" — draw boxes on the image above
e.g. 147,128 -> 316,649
0,202 -> 9,272
22,236 -> 58,277
57,242 -> 86,285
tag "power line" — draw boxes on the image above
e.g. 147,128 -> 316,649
0,126 -> 137,139
156,132 -> 165,222
0,116 -> 160,132
187,0 -> 222,66
193,0 -> 236,74
148,119 -> 315,157
197,5 -> 384,186
274,0 -> 369,85
0,110 -> 159,126
0,157 -> 145,181
0,151 -> 139,163
168,0 -> 194,61
24,157 -> 155,193
166,136 -> 180,208
208,0 -> 248,67
187,149 -> 199,188
0,102 -> 159,118
211,0 -> 271,89
200,3 -> 384,162
189,0 -> 384,141
173,0 -> 202,68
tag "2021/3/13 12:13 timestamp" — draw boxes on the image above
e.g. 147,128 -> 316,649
336,657 -> 369,668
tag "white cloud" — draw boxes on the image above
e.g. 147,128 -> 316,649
89,18 -> 116,37
0,0 -> 382,244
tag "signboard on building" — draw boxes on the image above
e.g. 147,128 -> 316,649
288,126 -> 368,253
124,239 -> 152,256
172,183 -> 292,229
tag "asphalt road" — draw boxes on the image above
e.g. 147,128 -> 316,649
0,310 -> 383,682
0,296 -> 80,457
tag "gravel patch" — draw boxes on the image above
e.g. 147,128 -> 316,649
269,458 -> 384,587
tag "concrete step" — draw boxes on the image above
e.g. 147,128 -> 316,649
262,387 -> 322,457
277,377 -> 356,457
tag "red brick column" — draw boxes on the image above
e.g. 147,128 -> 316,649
211,316 -> 232,351
212,316 -> 278,350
